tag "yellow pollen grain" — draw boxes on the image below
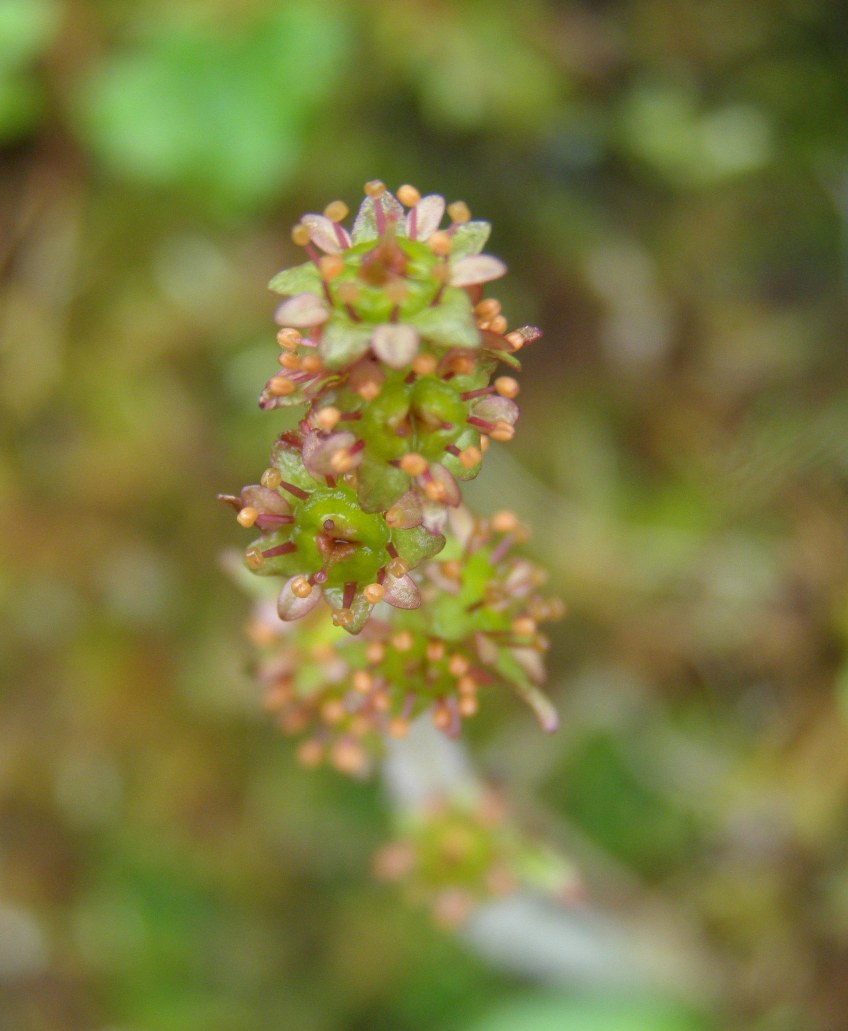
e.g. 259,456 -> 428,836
426,640 -> 445,663
291,223 -> 311,246
324,200 -> 349,222
432,701 -> 452,731
458,445 -> 482,469
315,406 -> 341,431
260,467 -> 282,490
392,630 -> 413,652
441,559 -> 462,581
330,738 -> 367,775
400,453 -> 428,477
494,376 -> 520,398
319,254 -> 344,280
300,354 -> 323,374
458,695 -> 478,717
428,230 -> 452,255
329,450 -> 355,474
388,717 -> 410,738
268,375 -> 296,397
512,616 -> 537,637
479,435 -> 490,452
475,298 -> 501,319
296,739 -> 324,768
490,421 -> 515,442
352,670 -> 372,694
423,479 -> 446,502
411,352 -> 437,376
244,546 -> 264,570
457,674 -> 477,695
333,609 -> 354,629
277,327 -> 302,349
366,642 -> 385,664
397,184 -> 421,206
363,583 -> 385,604
447,200 -> 471,224
505,330 -> 525,351
364,179 -> 386,198
321,698 -> 346,724
387,558 -> 409,579
278,352 -> 301,370
237,506 -> 258,528
491,510 -> 519,534
291,577 -> 312,598
357,381 -> 381,402
448,654 -> 470,677
489,315 -> 508,334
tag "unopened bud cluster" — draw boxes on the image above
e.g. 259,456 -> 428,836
222,182 -> 559,752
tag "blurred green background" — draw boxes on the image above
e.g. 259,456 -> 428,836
2,0 -> 847,1028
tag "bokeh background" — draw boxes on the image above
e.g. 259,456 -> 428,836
2,1 -> 847,1028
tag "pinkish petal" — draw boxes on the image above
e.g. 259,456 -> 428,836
447,506 -> 475,547
428,463 -> 461,507
274,293 -> 329,327
471,395 -> 519,426
301,430 -> 360,479
301,213 -> 350,254
385,490 -> 424,529
407,194 -> 445,240
240,485 -> 291,517
510,646 -> 546,685
382,573 -> 421,609
371,324 -> 420,369
277,577 -> 323,621
449,254 -> 508,287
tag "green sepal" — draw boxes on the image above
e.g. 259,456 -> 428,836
409,288 -> 480,349
495,650 -> 558,733
491,348 -> 522,371
268,261 -> 323,295
318,317 -> 373,369
441,427 -> 482,481
450,220 -> 491,259
269,438 -> 314,492
322,587 -> 373,635
355,456 -> 408,513
393,525 -> 446,569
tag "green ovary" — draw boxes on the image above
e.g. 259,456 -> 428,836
292,487 -> 391,586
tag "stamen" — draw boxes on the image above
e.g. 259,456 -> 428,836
411,353 -> 437,376
268,376 -> 296,397
491,510 -> 519,534
301,354 -> 323,375
494,376 -> 520,398
291,223 -> 310,246
399,453 -> 428,477
428,230 -> 452,256
475,298 -> 501,319
262,541 -> 296,558
324,200 -> 349,222
245,546 -> 265,570
291,577 -> 313,598
363,583 -> 385,604
278,480 -> 311,500
277,327 -> 302,349
460,386 -> 495,401
237,506 -> 258,528
396,184 -> 421,207
392,630 -> 413,652
319,254 -> 344,280
315,406 -> 341,431
458,445 -> 482,469
387,557 -> 409,578
447,200 -> 471,224
364,180 -> 386,198
352,670 -> 372,693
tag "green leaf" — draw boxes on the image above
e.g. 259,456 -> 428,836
355,458 -> 408,513
393,525 -> 446,569
268,261 -> 323,295
450,220 -> 491,258
409,288 -> 480,349
318,318 -> 372,369
495,651 -> 558,732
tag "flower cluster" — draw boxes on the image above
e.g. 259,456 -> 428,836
245,509 -> 564,777
373,789 -> 579,928
222,182 -> 559,757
